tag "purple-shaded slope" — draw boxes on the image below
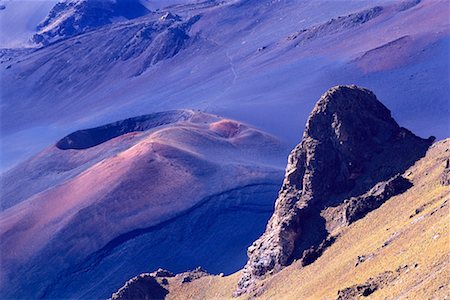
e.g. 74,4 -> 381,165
1,0 -> 448,171
0,110 -> 285,299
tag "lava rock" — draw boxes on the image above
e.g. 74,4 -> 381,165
109,273 -> 168,300
151,268 -> 174,278
336,267 -> 406,300
178,267 -> 209,284
440,158 -> 450,186
32,0 -> 150,46
235,85 -> 433,296
341,174 -> 413,225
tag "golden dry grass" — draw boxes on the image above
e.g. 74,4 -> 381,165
164,139 -> 450,300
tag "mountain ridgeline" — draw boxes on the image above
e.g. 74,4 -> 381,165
32,0 -> 151,46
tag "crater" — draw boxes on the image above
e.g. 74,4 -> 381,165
56,110 -> 193,150
210,120 -> 243,138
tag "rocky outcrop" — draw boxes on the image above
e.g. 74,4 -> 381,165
109,273 -> 169,300
336,272 -> 393,300
32,0 -> 150,46
336,264 -> 415,299
286,0 -> 422,47
110,267 -> 209,299
235,85 -> 433,296
30,1 -> 200,74
176,267 -> 210,283
323,174 -> 412,232
151,268 -> 174,278
120,14 -> 201,76
287,6 -> 384,44
440,158 -> 450,186
341,175 -> 411,224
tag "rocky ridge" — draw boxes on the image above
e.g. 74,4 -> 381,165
235,85 -> 434,295
32,0 -> 151,46
322,174 -> 413,232
285,0 -> 422,47
110,267 -> 210,300
287,6 -> 384,44
440,158 -> 450,186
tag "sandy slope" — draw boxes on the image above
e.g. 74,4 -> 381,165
153,138 -> 450,299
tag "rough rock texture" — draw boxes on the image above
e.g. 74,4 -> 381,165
287,6 -> 384,44
323,174 -> 412,232
336,272 -> 394,300
151,268 -> 175,278
176,267 -> 210,284
440,158 -> 450,186
111,267 -> 209,299
298,236 -> 336,267
109,273 -> 168,300
335,264 -> 413,300
235,85 -> 433,295
30,1 -> 199,75
28,0 -> 202,78
32,0 -> 150,46
341,175 -> 411,224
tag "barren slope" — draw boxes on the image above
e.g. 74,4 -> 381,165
138,138 -> 449,300
0,110 -> 286,299
1,0 -> 449,170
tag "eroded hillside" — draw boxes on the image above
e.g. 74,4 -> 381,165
124,137 -> 449,300
0,110 -> 286,299
110,87 -> 449,300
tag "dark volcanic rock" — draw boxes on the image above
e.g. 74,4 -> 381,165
440,158 -> 450,186
32,0 -> 150,46
336,264 -> 413,299
151,268 -> 174,278
110,273 -> 168,300
110,267 -> 209,299
177,267 -> 210,284
323,174 -> 412,233
335,174 -> 412,227
235,85 -> 433,295
299,236 -> 336,267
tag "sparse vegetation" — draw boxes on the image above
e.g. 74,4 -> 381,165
150,139 -> 449,299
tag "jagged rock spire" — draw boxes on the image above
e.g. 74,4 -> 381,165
235,85 -> 433,296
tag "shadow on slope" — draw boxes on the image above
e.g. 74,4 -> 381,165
56,110 -> 194,149
288,90 -> 435,268
38,183 -> 279,299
